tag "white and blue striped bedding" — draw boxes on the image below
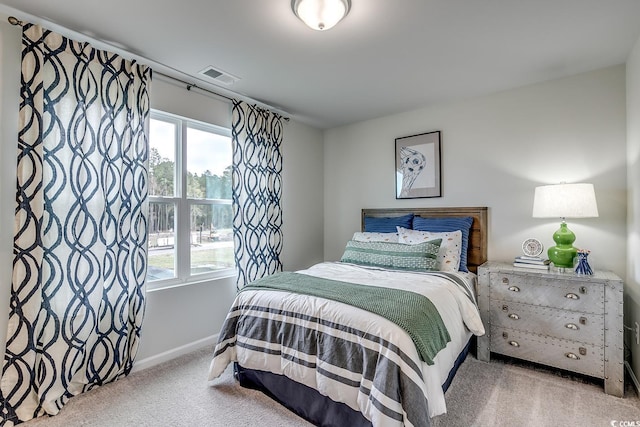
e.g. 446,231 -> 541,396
208,262 -> 485,426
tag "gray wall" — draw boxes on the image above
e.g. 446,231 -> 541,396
281,120 -> 325,271
626,32 -> 640,385
0,16 -> 20,362
323,64 -> 631,377
323,66 -> 627,280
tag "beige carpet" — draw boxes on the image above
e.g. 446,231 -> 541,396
22,347 -> 640,427
433,354 -> 640,427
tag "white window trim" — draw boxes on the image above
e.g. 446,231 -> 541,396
146,110 -> 235,291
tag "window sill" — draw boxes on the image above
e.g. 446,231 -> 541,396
145,271 -> 237,293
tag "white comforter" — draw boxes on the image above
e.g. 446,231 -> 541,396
209,262 -> 485,426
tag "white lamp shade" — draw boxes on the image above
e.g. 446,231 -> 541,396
532,183 -> 599,219
292,0 -> 351,31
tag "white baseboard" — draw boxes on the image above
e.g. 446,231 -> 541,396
132,334 -> 219,373
625,361 -> 640,395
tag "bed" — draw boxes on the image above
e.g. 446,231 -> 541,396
208,207 -> 488,427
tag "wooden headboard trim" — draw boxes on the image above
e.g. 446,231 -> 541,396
361,207 -> 488,273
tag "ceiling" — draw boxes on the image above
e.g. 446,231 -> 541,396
1,1 -> 640,129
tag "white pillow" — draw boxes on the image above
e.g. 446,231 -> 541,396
352,231 -> 398,243
396,226 -> 462,272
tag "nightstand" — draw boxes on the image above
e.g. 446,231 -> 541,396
477,261 -> 624,397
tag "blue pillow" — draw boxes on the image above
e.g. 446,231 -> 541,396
364,213 -> 413,233
412,216 -> 473,272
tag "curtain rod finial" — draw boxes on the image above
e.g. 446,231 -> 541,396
8,16 -> 23,26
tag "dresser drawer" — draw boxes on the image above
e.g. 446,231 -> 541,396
489,300 -> 604,345
491,327 -> 604,378
489,273 -> 604,313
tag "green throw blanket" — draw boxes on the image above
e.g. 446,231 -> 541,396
242,271 -> 451,365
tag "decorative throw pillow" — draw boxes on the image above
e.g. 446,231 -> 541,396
363,213 -> 413,233
352,231 -> 398,243
340,239 -> 441,271
412,216 -> 473,272
397,227 -> 462,272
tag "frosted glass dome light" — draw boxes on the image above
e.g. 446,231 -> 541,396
292,0 -> 351,31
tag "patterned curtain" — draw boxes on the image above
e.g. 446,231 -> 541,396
231,101 -> 284,289
0,24 -> 151,425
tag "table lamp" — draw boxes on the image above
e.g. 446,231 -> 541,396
532,183 -> 599,269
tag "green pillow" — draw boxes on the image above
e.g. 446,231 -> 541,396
340,239 -> 442,271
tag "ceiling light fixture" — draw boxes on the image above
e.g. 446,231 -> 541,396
291,0 -> 351,31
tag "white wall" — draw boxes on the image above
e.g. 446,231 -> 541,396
0,15 -> 20,362
324,66 -> 627,280
136,78 -> 239,362
626,33 -> 640,384
0,21 -> 325,367
138,78 -> 324,363
282,120 -> 325,271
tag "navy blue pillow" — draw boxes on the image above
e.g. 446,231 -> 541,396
412,216 -> 474,272
364,213 -> 414,233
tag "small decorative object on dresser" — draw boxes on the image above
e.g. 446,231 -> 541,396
513,238 -> 549,270
477,261 -> 624,397
575,249 -> 593,275
522,238 -> 544,257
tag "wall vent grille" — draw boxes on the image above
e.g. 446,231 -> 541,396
198,66 -> 240,86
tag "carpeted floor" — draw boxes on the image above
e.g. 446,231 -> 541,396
433,354 -> 640,426
21,347 -> 640,427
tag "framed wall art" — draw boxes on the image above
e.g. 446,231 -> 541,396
395,131 -> 441,199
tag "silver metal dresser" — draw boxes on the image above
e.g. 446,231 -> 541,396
477,261 -> 624,397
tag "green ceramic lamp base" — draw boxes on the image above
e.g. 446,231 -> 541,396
547,221 -> 577,268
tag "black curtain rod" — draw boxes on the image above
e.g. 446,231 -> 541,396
153,72 -> 289,120
153,72 -> 234,103
7,16 -> 289,120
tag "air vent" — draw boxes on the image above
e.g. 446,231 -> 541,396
198,66 -> 240,86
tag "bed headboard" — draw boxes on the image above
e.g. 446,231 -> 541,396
361,207 -> 488,273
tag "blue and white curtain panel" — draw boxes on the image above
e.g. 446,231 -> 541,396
0,23 -> 151,425
231,101 -> 284,289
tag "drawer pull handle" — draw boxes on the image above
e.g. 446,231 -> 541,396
508,286 -> 520,292
565,293 -> 579,300
509,341 -> 520,347
508,313 -> 520,320
565,323 -> 579,330
565,352 -> 580,360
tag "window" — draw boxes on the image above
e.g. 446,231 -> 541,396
147,110 -> 234,288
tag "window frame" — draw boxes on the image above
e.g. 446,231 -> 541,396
146,110 -> 235,291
